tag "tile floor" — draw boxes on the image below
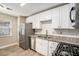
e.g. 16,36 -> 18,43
0,45 -> 42,56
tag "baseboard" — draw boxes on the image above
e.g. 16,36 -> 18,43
0,43 -> 19,49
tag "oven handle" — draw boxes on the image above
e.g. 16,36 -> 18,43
70,7 -> 75,23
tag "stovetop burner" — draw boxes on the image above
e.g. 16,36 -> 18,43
53,43 -> 79,56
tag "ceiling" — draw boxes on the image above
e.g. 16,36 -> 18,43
1,3 -> 63,16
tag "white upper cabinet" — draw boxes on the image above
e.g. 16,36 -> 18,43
40,10 -> 52,21
26,4 -> 75,29
60,4 -> 75,29
51,7 -> 60,28
26,14 -> 41,29
32,14 -> 41,29
51,3 -> 75,29
26,16 -> 34,23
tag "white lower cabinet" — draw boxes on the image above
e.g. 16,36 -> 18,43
41,39 -> 48,56
31,37 -> 36,50
36,37 -> 42,53
36,37 -> 48,56
36,37 -> 59,56
48,41 -> 59,56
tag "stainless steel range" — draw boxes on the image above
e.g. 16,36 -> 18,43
53,43 -> 79,56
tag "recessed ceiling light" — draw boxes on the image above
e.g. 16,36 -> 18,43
20,3 -> 26,7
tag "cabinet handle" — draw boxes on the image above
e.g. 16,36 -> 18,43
70,7 -> 75,23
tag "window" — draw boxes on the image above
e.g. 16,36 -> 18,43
0,21 -> 12,36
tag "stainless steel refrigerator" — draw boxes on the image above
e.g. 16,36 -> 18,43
19,23 -> 34,50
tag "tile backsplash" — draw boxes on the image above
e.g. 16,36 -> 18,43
55,29 -> 79,36
35,23 -> 79,37
35,23 -> 53,35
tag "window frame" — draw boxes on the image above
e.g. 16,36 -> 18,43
0,20 -> 12,37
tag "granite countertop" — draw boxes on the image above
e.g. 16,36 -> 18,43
30,34 -> 79,38
30,34 -> 79,45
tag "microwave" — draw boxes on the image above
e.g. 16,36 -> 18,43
70,3 -> 79,28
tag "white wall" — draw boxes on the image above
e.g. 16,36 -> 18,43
0,12 -> 18,47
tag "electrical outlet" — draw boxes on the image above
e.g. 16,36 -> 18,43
60,31 -> 62,34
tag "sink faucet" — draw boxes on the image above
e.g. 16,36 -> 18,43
46,30 -> 48,37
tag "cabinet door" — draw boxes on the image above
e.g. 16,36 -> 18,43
48,41 -> 58,56
36,37 -> 39,52
51,7 -> 60,28
32,14 -> 41,29
36,37 -> 42,53
60,4 -> 75,29
40,10 -> 52,21
36,37 -> 48,55
31,37 -> 35,50
41,39 -> 48,56
26,16 -> 34,23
